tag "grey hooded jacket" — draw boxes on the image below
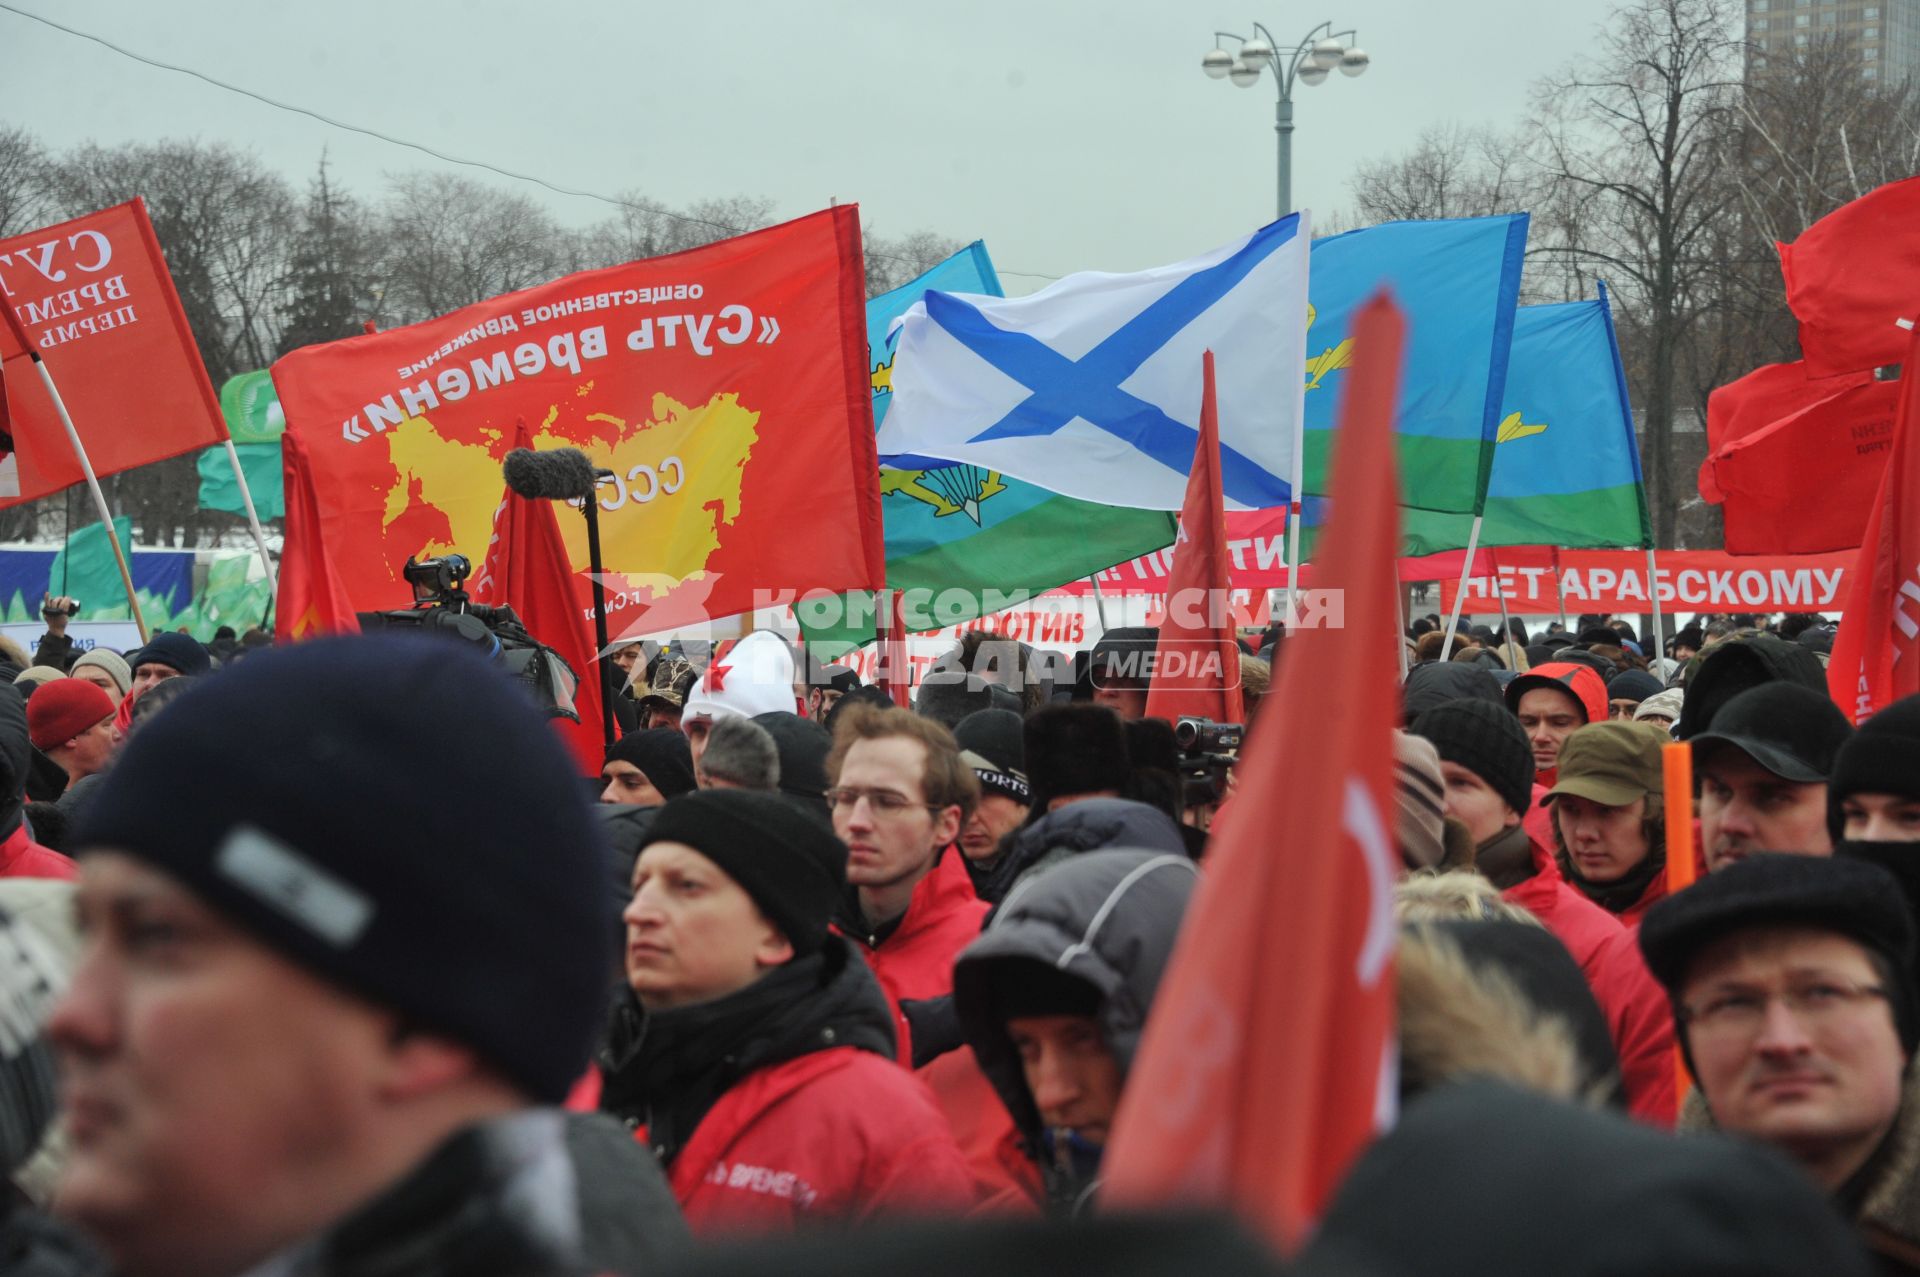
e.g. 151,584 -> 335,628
952,849 -> 1196,1210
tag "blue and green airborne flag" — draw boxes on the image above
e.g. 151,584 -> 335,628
1401,284 -> 1652,554
196,369 -> 285,520
801,243 -> 1174,653
1301,214 -> 1529,517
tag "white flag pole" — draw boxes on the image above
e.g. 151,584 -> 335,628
25,355 -> 147,642
1439,516 -> 1485,661
1645,544 -> 1665,665
1087,575 -> 1111,639
1395,577 -> 1410,679
221,438 -> 279,591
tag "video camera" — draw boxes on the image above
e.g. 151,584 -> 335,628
1174,716 -> 1244,809
358,553 -> 583,722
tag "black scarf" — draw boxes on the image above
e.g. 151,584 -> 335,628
598,937 -> 894,1166
1559,845 -> 1666,916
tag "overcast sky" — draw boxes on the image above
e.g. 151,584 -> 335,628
3,1 -> 1615,292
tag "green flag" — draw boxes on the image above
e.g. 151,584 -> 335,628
50,518 -> 135,620
200,371 -> 286,518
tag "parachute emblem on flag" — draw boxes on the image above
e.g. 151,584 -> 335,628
1495,412 -> 1548,444
1304,304 -> 1354,394
878,465 -> 1010,525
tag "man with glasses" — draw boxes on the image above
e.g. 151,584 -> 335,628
826,704 -> 988,1064
1640,854 -> 1920,1265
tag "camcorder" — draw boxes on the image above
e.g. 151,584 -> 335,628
1174,715 -> 1244,809
357,553 -> 583,722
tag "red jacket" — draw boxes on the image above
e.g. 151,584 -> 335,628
0,824 -> 75,881
663,1046 -> 975,1234
842,850 -> 989,1064
1505,838 -> 1675,1126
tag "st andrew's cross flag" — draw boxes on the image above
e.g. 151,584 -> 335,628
1400,287 -> 1650,555
875,214 -> 1310,512
271,207 -> 885,640
803,243 -> 1174,652
0,198 -> 229,503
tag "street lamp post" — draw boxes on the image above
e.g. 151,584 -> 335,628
1202,21 -> 1371,218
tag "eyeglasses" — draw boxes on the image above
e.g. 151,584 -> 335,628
825,787 -> 939,817
1679,980 -> 1889,1045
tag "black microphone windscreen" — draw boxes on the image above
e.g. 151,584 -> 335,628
502,447 -> 599,501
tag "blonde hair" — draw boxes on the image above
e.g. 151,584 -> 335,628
1395,869 -> 1545,926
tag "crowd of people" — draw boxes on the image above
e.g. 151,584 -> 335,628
0,597 -> 1915,1275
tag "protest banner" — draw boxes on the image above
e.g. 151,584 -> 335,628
1439,548 -> 1854,614
271,207 -> 884,640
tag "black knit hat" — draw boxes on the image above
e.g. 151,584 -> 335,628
1025,704 -> 1130,809
639,789 -> 847,956
1410,698 -> 1534,818
603,728 -> 697,800
955,708 -> 1024,775
752,711 -> 833,811
1401,662 -> 1504,725
1829,694 -> 1920,843
72,635 -> 611,1103
129,631 -> 211,678
1607,669 -> 1665,705
1639,853 -> 1919,1059
1690,682 -> 1852,784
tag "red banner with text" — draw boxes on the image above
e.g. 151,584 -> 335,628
0,198 -> 228,504
270,207 -> 883,639
1439,548 -> 1854,614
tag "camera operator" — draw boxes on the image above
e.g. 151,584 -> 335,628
33,595 -> 81,672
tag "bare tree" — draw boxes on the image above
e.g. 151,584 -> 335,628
0,124 -> 54,238
376,173 -> 571,323
1532,0 -> 1746,546
863,227 -> 966,298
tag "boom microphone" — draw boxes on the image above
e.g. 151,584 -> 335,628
502,447 -> 602,502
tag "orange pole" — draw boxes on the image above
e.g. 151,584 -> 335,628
1663,741 -> 1696,1115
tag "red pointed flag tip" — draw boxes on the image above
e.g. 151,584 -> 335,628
1828,323 -> 1920,724
274,428 -> 362,643
1101,292 -> 1406,1254
468,419 -> 607,774
1144,351 -> 1245,727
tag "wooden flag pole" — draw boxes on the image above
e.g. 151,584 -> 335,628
1439,515 -> 1484,661
1491,547 -> 1515,657
221,437 -> 279,592
0,298 -> 146,641
1086,575 -> 1111,639
1553,546 -> 1571,632
1645,545 -> 1666,664
1395,576 -> 1410,679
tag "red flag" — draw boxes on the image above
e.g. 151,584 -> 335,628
1144,352 -> 1245,726
1828,325 -> 1920,723
470,421 -> 607,773
1698,361 -> 1870,502
270,207 -> 884,637
0,199 -> 227,503
1702,374 -> 1898,554
1102,294 -> 1404,1253
1780,177 -> 1920,377
274,428 -> 362,643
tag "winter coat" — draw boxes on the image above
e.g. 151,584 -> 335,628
1306,1079 -> 1874,1277
1499,831 -> 1676,1125
838,850 -> 989,1064
0,826 -> 73,883
1683,1064 -> 1920,1274
953,850 -> 1198,1214
599,936 -> 973,1234
243,1111 -> 624,1277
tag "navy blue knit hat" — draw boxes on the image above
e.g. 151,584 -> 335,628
72,635 -> 612,1103
128,631 -> 211,679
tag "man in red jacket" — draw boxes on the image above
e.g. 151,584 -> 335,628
1505,662 -> 1609,788
1411,697 -> 1676,1125
828,705 -> 989,1065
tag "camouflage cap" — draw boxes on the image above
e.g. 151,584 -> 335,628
639,656 -> 698,709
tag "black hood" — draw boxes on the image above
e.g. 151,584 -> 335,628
1401,662 -> 1504,724
975,798 -> 1186,904
1301,1079 -> 1874,1277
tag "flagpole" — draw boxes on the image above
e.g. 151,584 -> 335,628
1491,547 -> 1515,659
1553,546 -> 1570,632
1395,576 -> 1409,679
1282,210 -> 1312,630
221,437 -> 279,592
0,300 -> 147,642
1439,515 -> 1484,661
1645,545 -> 1666,666
1088,574 -> 1112,633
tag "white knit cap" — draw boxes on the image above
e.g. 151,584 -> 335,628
682,631 -> 797,723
